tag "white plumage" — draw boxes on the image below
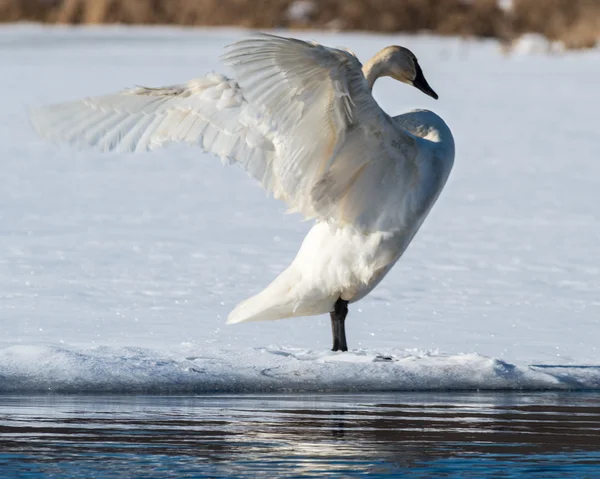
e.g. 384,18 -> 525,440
30,33 -> 455,351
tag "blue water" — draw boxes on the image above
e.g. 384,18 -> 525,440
1,393 -> 599,478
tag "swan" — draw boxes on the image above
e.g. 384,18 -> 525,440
30,33 -> 455,352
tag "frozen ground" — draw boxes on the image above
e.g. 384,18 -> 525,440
0,26 -> 598,392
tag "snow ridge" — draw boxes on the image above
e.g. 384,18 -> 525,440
1,345 -> 598,394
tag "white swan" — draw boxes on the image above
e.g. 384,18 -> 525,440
30,34 -> 455,351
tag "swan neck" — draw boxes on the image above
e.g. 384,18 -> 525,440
362,57 -> 386,91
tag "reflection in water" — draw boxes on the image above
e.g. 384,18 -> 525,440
1,393 -> 599,477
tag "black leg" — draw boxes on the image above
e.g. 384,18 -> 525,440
330,298 -> 349,352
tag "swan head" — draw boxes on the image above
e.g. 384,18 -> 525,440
364,46 -> 438,100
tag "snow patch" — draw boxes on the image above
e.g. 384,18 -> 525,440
508,33 -> 565,55
497,0 -> 513,12
286,1 -> 317,23
1,345 -> 597,394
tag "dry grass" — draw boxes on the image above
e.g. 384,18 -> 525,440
513,0 -> 600,49
1,0 -> 598,49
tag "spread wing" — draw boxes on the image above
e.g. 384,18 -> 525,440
222,34 -> 421,230
31,34 -> 432,233
29,73 -> 280,192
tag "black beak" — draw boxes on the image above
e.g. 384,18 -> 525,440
413,61 -> 438,100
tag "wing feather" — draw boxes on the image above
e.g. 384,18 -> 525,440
30,73 -> 277,185
30,34 -> 449,233
223,34 -> 423,230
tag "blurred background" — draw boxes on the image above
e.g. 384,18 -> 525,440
1,0 -> 599,51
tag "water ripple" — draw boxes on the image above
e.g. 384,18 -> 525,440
1,392 -> 599,478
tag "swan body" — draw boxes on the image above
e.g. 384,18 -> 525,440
30,34 -> 455,351
230,109 -> 454,324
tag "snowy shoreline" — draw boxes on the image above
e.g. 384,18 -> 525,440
1,26 -> 598,394
1,345 -> 599,393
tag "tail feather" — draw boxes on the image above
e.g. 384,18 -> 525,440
227,296 -> 295,324
227,268 -> 300,324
